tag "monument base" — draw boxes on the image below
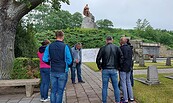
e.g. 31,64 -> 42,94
165,75 -> 173,80
134,78 -> 160,85
81,17 -> 97,28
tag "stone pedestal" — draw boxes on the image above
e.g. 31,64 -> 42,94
139,56 -> 145,67
146,66 -> 160,85
165,75 -> 173,80
81,17 -> 96,28
152,55 -> 157,63
134,66 -> 160,85
166,57 -> 171,66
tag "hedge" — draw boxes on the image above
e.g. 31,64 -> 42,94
11,58 -> 40,79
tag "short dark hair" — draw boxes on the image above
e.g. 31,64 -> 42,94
41,39 -> 50,46
76,42 -> 82,46
106,36 -> 113,41
55,30 -> 64,38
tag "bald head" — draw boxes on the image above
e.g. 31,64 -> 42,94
120,37 -> 127,45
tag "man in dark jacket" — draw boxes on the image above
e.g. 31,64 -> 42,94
119,37 -> 134,103
96,36 -> 123,103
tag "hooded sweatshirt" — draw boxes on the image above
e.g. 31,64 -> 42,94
37,46 -> 50,69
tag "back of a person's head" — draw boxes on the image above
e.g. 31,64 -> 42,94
126,38 -> 131,45
106,36 -> 113,41
41,39 -> 50,46
55,30 -> 64,39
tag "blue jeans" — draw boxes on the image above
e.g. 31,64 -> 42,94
71,63 -> 82,83
120,71 -> 134,101
50,72 -> 68,103
102,69 -> 120,103
40,68 -> 50,99
130,70 -> 134,87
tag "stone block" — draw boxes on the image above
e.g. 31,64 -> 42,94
166,57 -> 171,66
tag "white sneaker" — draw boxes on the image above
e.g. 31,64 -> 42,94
40,98 -> 44,102
43,98 -> 50,102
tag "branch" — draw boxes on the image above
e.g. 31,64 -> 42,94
10,0 -> 43,21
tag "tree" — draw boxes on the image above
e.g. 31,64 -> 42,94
0,0 -> 69,79
24,5 -> 83,31
15,21 -> 38,58
134,19 -> 150,31
71,12 -> 83,28
96,19 -> 114,29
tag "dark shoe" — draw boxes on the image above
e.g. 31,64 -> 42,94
79,81 -> 85,83
129,99 -> 134,103
72,82 -> 76,84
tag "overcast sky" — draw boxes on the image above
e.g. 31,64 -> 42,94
61,0 -> 173,30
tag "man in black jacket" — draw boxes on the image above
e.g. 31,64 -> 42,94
96,36 -> 123,103
119,37 -> 134,103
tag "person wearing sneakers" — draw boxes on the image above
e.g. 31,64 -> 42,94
96,36 -> 123,103
119,37 -> 134,103
43,30 -> 72,103
71,43 -> 85,84
37,39 -> 51,102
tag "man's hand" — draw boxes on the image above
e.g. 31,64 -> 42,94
76,59 -> 79,63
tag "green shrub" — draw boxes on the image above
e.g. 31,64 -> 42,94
11,58 -> 40,79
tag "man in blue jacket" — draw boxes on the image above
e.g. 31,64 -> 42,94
43,30 -> 72,103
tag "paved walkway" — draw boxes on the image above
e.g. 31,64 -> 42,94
65,64 -> 116,103
1,64 -> 173,103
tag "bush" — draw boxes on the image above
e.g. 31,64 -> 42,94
11,58 -> 40,79
15,21 -> 38,58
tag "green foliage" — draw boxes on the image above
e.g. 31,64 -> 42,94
11,58 -> 40,79
134,19 -> 150,31
24,4 -> 83,32
96,19 -> 114,29
15,0 -> 69,10
35,28 -> 124,48
15,21 -> 38,58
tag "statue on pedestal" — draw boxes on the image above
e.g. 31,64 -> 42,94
81,4 -> 97,28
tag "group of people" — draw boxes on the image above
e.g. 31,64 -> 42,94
37,30 -> 85,103
96,36 -> 134,103
37,30 -> 134,103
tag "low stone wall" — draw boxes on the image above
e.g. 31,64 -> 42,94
159,45 -> 173,57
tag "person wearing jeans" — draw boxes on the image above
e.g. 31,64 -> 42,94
37,39 -> 51,102
71,43 -> 85,84
102,69 -> 120,103
96,36 -> 123,103
50,72 -> 68,103
43,31 -> 72,103
119,37 -> 134,103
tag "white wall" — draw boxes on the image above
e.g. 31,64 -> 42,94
82,48 -> 99,62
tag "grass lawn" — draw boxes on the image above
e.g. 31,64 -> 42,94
84,62 -> 173,71
134,74 -> 173,103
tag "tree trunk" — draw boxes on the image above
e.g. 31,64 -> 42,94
0,10 -> 17,79
0,12 -> 18,79
0,0 -> 43,80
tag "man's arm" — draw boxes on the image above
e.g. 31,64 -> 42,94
42,45 -> 50,65
65,45 -> 73,66
117,47 -> 123,70
96,48 -> 103,70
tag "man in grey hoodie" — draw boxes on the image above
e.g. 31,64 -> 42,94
71,43 -> 85,84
